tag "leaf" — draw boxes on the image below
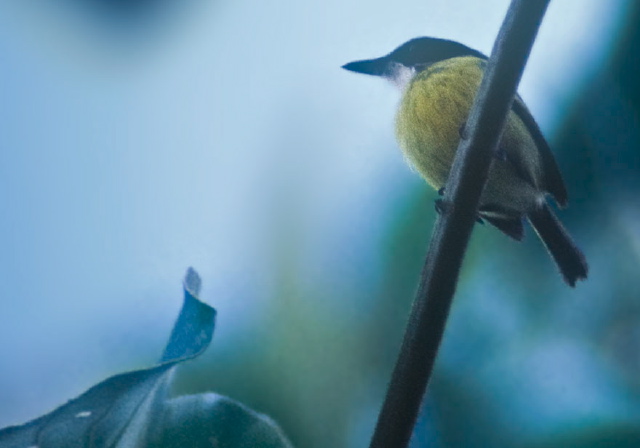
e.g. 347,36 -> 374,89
0,268 -> 293,448
152,394 -> 294,448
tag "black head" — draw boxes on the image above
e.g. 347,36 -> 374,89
342,37 -> 486,77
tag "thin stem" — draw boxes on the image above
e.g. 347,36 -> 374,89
368,1 -> 551,447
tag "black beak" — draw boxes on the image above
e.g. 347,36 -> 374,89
341,57 -> 389,77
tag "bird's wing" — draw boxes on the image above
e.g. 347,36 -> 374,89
511,95 -> 568,207
482,214 -> 525,241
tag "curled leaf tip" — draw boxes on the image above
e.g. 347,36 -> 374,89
183,267 -> 202,298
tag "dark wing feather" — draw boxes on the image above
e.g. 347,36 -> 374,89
473,58 -> 567,207
483,215 -> 524,241
511,96 -> 568,207
479,203 -> 525,241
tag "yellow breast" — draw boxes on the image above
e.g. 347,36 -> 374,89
395,56 -> 484,190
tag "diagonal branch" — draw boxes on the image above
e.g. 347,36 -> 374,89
368,1 -> 551,447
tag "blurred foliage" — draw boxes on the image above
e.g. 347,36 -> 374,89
61,0 -> 191,19
44,0 -> 204,44
523,426 -> 640,448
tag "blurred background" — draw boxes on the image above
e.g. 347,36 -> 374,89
1,0 -> 639,446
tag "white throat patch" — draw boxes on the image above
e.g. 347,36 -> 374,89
385,62 -> 416,91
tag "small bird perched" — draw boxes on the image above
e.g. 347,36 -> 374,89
343,37 -> 588,286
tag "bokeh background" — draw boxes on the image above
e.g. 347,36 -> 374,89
1,0 -> 639,447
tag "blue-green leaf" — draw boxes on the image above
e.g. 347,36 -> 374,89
152,394 -> 293,448
0,268 -> 292,448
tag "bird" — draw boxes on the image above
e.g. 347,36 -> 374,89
342,37 -> 588,286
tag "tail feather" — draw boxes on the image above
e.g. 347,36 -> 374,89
527,203 -> 588,287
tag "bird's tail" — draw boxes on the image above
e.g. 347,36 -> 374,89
527,203 -> 588,287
